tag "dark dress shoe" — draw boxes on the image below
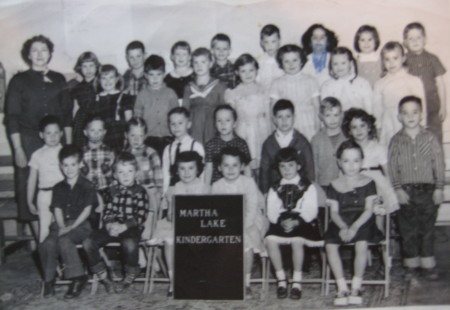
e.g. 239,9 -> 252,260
43,281 -> 55,298
290,287 -> 302,300
64,276 -> 88,299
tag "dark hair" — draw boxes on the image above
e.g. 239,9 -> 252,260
84,115 -> 105,130
126,41 -> 145,54
403,22 -> 426,39
354,25 -> 380,52
97,64 -> 123,91
319,97 -> 342,114
301,24 -> 338,55
260,24 -> 280,40
126,117 -> 148,134
21,35 -> 54,66
214,104 -> 237,122
219,146 -> 248,165
336,140 -> 364,160
398,95 -> 422,112
168,106 -> 190,120
113,152 -> 138,173
171,41 -> 191,55
211,33 -> 231,48
234,53 -> 259,72
176,151 -> 204,176
380,41 -> 405,75
38,115 -> 61,132
329,47 -> 358,82
191,47 -> 213,64
276,44 -> 307,70
342,108 -> 377,140
59,144 -> 83,163
273,99 -> 295,116
73,51 -> 100,76
144,54 -> 165,73
275,147 -> 306,168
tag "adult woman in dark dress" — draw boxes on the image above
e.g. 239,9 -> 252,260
4,35 -> 72,224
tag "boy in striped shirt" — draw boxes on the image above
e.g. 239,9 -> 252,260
388,95 -> 444,281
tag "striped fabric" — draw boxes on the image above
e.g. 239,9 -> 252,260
388,128 -> 445,189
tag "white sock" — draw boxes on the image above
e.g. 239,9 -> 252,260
351,277 -> 362,291
245,273 -> 251,287
292,271 -> 302,289
336,278 -> 348,293
275,270 -> 286,287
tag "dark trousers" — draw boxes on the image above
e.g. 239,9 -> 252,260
398,184 -> 438,268
38,221 -> 91,281
83,226 -> 141,275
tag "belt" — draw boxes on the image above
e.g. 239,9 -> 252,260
402,183 -> 435,191
39,187 -> 53,191
361,166 -> 382,172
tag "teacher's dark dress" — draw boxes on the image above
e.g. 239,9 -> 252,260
4,69 -> 72,221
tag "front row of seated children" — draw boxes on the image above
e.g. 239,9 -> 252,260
35,95 -> 443,306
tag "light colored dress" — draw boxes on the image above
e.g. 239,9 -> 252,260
321,75 -> 373,114
301,53 -> 332,87
270,71 -> 320,141
256,53 -> 284,89
356,52 -> 382,88
225,82 -> 271,168
360,140 -> 399,213
373,68 -> 426,146
211,175 -> 267,252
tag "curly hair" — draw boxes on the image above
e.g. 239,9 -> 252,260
21,35 -> 54,66
342,108 -> 377,140
301,24 -> 338,55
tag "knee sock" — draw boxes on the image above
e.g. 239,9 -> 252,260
336,278 -> 348,293
292,271 -> 302,289
275,270 -> 286,287
245,273 -> 251,287
168,270 -> 173,291
351,276 -> 362,291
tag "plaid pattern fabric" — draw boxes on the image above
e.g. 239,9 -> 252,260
126,145 -> 163,189
81,144 -> 115,190
210,61 -> 237,89
123,69 -> 148,96
101,183 -> 150,228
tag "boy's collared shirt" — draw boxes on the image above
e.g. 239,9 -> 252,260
28,144 -> 64,189
101,182 -> 150,229
388,127 -> 445,189
275,129 -> 294,148
127,145 -> 163,189
51,176 -> 98,221
81,144 -> 115,190
210,60 -> 236,89
123,69 -> 148,96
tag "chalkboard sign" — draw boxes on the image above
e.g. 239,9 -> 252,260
174,195 -> 244,300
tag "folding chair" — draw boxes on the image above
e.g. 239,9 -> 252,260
323,210 -> 392,298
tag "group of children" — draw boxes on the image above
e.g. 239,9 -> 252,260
25,21 -> 446,306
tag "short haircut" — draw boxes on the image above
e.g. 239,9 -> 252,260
97,64 -> 123,91
144,54 -> 165,73
73,51 -> 100,76
211,33 -> 231,48
276,44 -> 307,69
84,115 -> 105,130
336,140 -> 364,160
171,41 -> 191,55
176,151 -> 204,176
403,22 -> 426,39
319,97 -> 342,114
354,25 -> 380,52
342,108 -> 377,140
329,47 -> 357,82
126,40 -> 145,54
38,115 -> 61,132
273,99 -> 295,116
113,152 -> 138,173
214,104 -> 237,121
21,35 -> 54,66
260,24 -> 280,40
126,117 -> 148,134
168,106 -> 190,120
275,147 -> 306,168
234,53 -> 259,71
191,47 -> 213,62
398,95 -> 423,111
59,144 -> 83,163
219,146 -> 247,165
301,24 -> 339,55
380,41 -> 405,74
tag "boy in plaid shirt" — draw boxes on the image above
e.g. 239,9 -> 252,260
83,152 -> 151,292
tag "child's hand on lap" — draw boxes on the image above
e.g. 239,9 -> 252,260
433,189 -> 443,205
58,225 -> 72,237
395,189 -> 410,205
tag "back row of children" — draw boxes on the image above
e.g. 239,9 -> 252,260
28,21 -> 445,305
